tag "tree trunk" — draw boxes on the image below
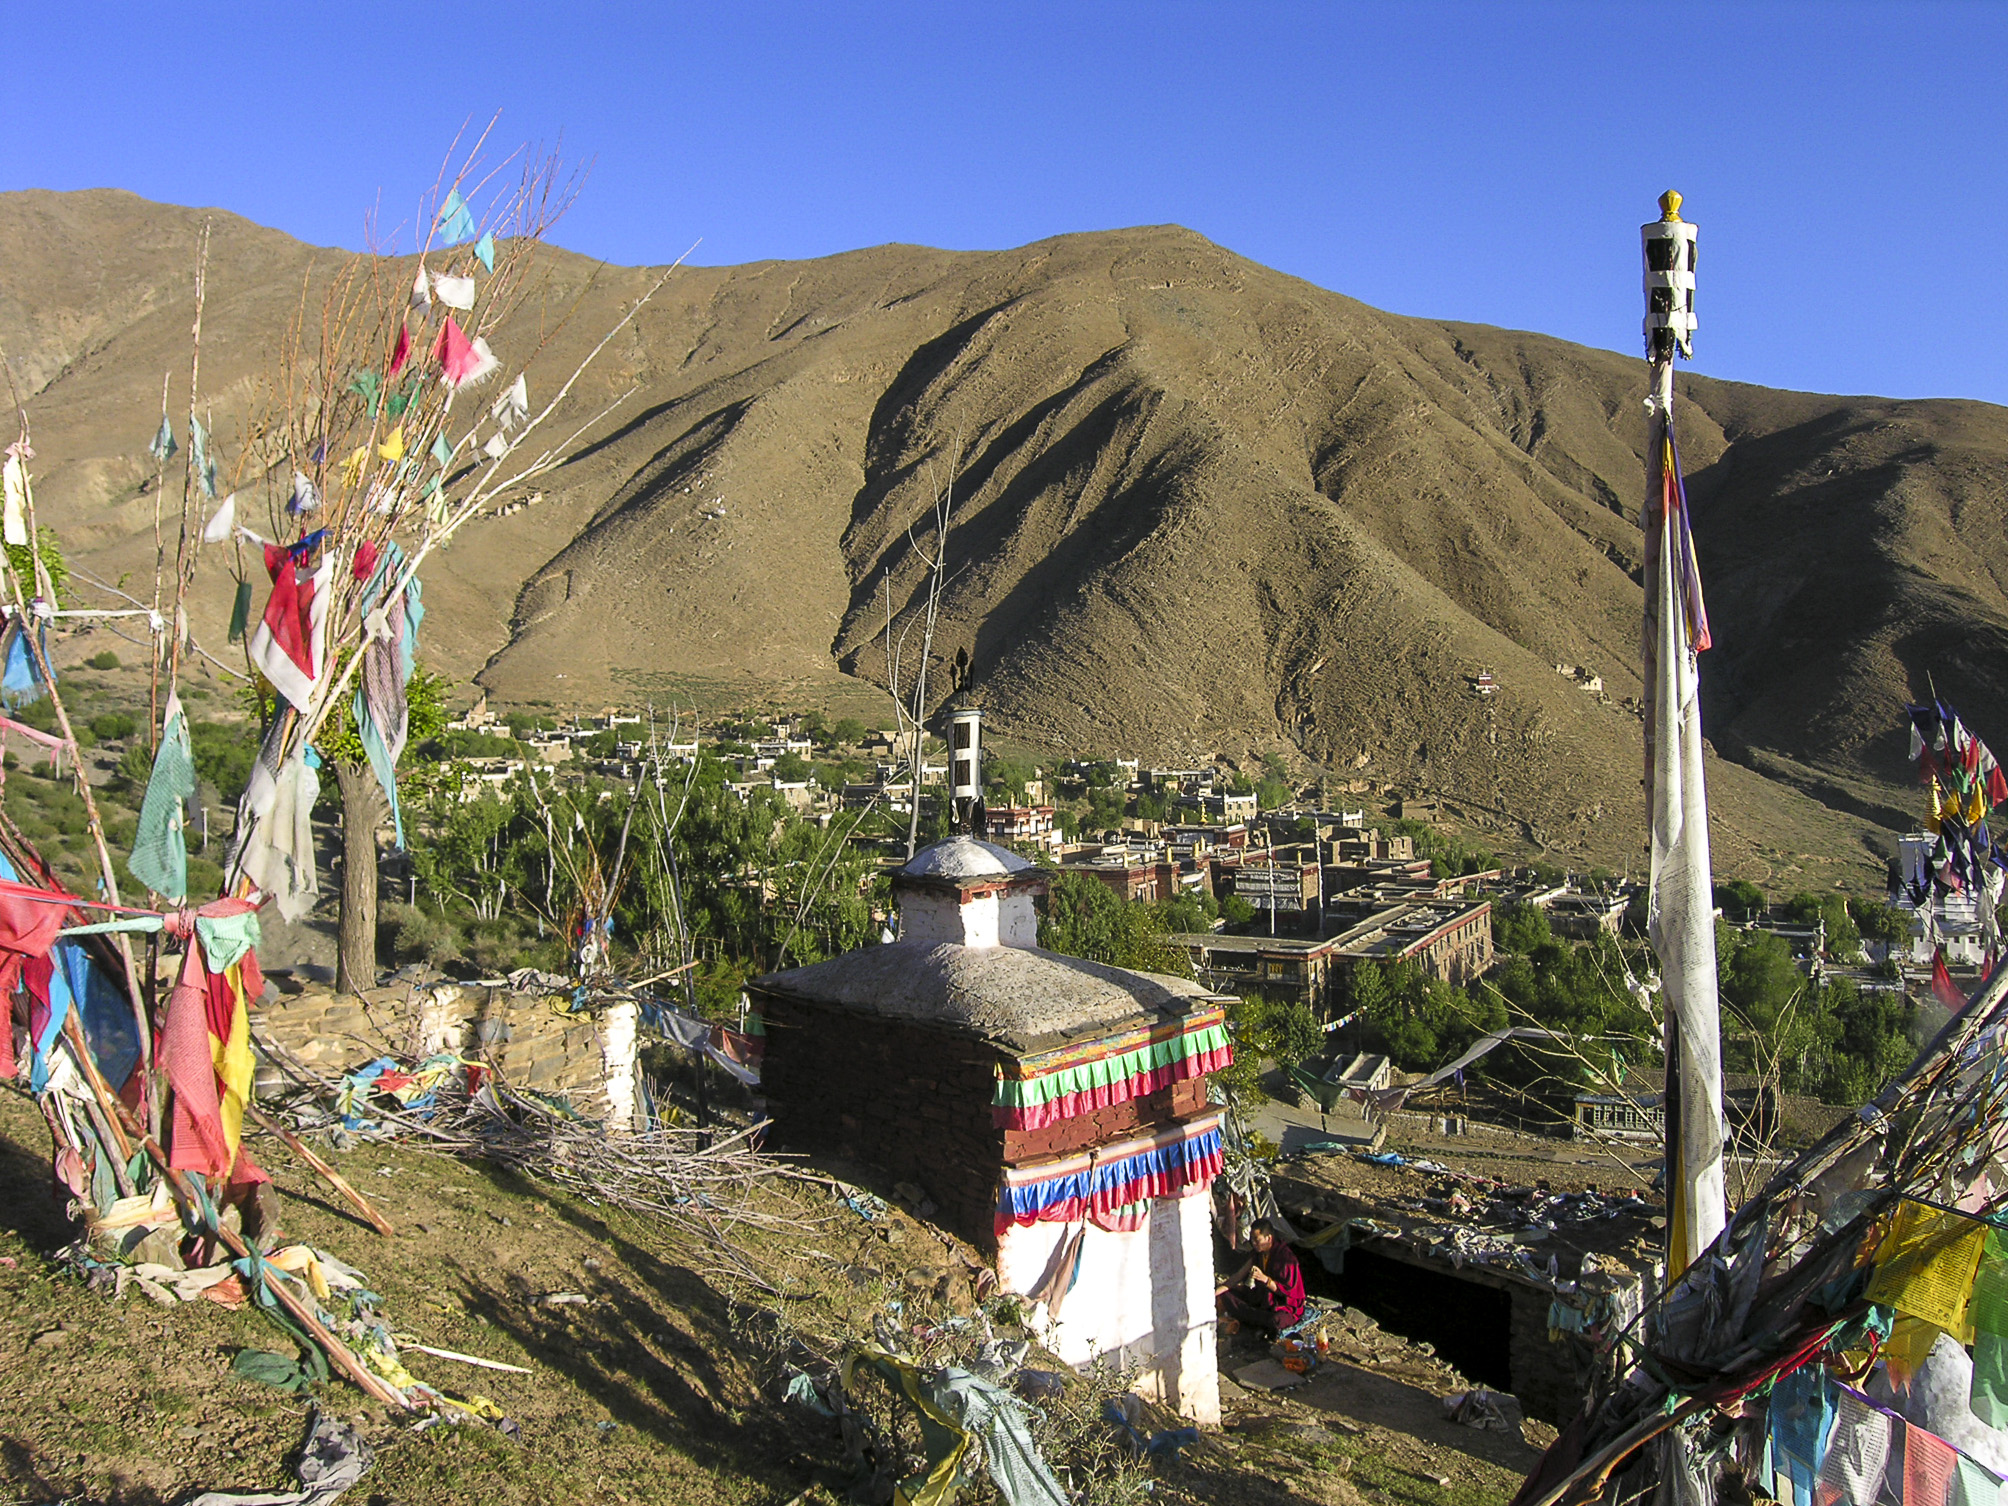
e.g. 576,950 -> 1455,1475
333,760 -> 387,996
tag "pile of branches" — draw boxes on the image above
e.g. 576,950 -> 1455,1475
255,1030 -> 814,1291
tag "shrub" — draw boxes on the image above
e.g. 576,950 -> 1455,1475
90,711 -> 138,742
85,651 -> 120,671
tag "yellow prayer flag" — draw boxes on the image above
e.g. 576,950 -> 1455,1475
377,426 -> 406,463
1885,1314 -> 1945,1385
1866,1199 -> 1988,1342
208,963 -> 254,1164
340,445 -> 369,486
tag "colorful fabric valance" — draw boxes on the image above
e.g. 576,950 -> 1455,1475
996,1114 -> 1224,1233
993,1016 -> 1232,1130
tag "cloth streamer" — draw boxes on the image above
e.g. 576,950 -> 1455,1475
436,189 -> 476,245
434,317 -> 497,388
2,442 -> 29,547
353,543 -> 422,847
431,273 -> 476,311
247,546 -> 332,711
1642,414 -> 1726,1273
129,692 -> 196,902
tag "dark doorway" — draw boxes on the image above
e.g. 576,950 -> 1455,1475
1303,1244 -> 1513,1391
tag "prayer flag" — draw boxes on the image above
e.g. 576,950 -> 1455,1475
432,272 -> 476,311
129,693 -> 195,902
434,317 -> 497,388
1770,1365 -> 1835,1506
1867,1200 -> 1987,1340
491,373 -> 529,430
436,189 -> 476,245
1958,1459 -> 2003,1506
1644,414 -> 1725,1271
1,446 -> 28,547
389,321 -> 412,379
246,546 -> 332,710
430,432 -> 454,467
1906,1422 -> 1957,1506
377,426 -> 406,464
1934,953 -> 1965,1010
475,231 -> 496,271
289,470 -> 320,517
148,413 -> 177,462
226,579 -> 253,645
1819,1388 -> 1892,1506
410,265 -> 431,311
201,492 -> 237,545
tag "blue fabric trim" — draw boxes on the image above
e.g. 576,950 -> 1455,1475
998,1127 -> 1223,1222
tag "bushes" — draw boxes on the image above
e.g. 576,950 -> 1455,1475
84,651 -> 121,671
89,711 -> 137,741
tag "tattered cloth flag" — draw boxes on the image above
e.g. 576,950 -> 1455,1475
1,440 -> 30,547
289,469 -> 321,517
157,897 -> 268,1182
475,231 -> 496,271
433,316 -> 498,388
354,543 -> 423,847
1642,413 -> 1726,1274
148,413 -> 177,463
410,264 -> 432,312
246,541 -> 333,710
232,726 -> 320,922
129,691 -> 196,902
376,425 -> 406,464
431,272 -> 476,311
0,614 -> 50,709
491,373 -> 529,430
200,492 -> 236,546
436,189 -> 477,246
429,432 -> 454,468
226,578 -> 253,645
190,417 -> 218,499
389,321 -> 412,379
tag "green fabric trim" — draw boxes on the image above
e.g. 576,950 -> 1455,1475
994,1024 -> 1229,1108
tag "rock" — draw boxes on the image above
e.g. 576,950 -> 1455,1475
32,1329 -> 66,1347
903,1266 -> 944,1294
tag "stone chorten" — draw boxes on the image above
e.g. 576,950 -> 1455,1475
749,835 -> 1233,1422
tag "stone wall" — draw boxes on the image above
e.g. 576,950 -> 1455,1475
758,995 -> 1008,1249
254,980 -> 640,1129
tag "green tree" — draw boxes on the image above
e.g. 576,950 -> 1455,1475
1715,879 -> 1766,921
1493,900 -> 1552,954
1039,870 -> 1190,976
1784,892 -> 1862,962
770,752 -> 812,782
832,717 -> 865,747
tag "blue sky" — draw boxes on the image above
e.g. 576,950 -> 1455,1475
10,2 -> 2006,403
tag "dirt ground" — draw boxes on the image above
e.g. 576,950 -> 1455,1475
0,1076 -> 1549,1506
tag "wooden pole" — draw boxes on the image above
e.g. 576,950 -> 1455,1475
246,1102 -> 395,1237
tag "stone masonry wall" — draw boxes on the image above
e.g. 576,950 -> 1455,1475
756,994 -> 1007,1249
254,980 -> 639,1130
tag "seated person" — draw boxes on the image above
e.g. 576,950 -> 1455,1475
1216,1218 -> 1305,1337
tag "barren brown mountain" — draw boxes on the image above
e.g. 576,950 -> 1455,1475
7,188 -> 2005,885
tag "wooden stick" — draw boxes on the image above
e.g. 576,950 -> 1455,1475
247,1101 -> 394,1237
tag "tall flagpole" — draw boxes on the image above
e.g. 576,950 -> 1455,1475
1641,191 -> 1726,1279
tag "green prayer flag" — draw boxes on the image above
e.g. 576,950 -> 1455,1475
1959,1457 -> 2004,1506
348,370 -> 382,418
227,579 -> 253,644
1973,1329 -> 2008,1429
1971,1229 -> 2008,1336
128,698 -> 195,902
430,433 -> 453,467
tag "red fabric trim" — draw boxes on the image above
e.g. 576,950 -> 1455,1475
992,1044 -> 1233,1130
258,545 -> 318,687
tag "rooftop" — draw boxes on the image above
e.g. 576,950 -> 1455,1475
750,940 -> 1229,1052
895,836 -> 1037,881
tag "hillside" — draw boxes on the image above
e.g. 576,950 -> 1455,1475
8,189 -> 2008,882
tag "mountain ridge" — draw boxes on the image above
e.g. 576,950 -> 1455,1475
7,187 -> 2006,885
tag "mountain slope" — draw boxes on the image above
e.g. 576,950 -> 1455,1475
7,189 -> 2006,881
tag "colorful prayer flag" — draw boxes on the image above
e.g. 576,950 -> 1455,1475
436,189 -> 477,245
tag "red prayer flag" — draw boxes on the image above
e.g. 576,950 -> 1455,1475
1933,951 -> 1966,1010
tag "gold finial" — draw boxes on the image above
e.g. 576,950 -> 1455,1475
1659,190 -> 1684,223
